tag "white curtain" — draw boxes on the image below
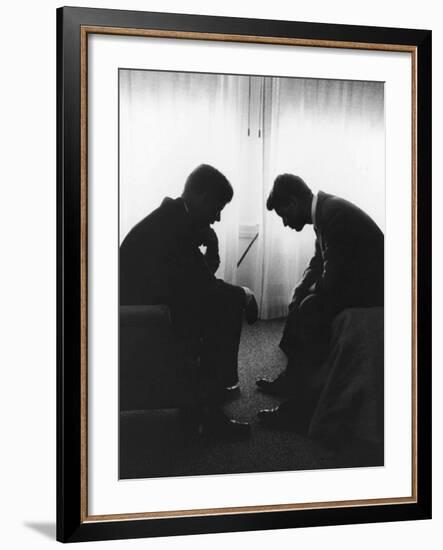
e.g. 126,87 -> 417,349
258,78 -> 385,319
120,71 -> 385,319
119,70 -> 249,283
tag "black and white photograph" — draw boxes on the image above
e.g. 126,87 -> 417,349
1,0 -> 437,545
52,4 -> 431,545
118,68 -> 385,480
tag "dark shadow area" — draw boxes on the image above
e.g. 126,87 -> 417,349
24,522 -> 56,540
120,319 -> 383,479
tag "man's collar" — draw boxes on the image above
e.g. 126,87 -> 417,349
162,197 -> 192,229
181,196 -> 190,214
311,193 -> 318,231
176,197 -> 204,241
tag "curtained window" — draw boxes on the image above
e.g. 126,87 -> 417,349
119,70 -> 384,319
259,77 -> 385,318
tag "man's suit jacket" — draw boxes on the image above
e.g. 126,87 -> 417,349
120,197 -> 215,310
295,191 -> 384,312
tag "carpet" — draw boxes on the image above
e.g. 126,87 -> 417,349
120,319 -> 383,479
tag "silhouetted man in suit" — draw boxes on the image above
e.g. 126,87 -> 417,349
120,164 -> 257,439
257,174 -> 384,430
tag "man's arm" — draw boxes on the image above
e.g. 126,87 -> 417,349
290,239 -> 322,309
199,227 -> 220,274
314,211 -> 355,301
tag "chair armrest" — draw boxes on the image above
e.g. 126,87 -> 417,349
120,304 -> 172,328
119,304 -> 187,410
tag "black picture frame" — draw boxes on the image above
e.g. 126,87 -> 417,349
57,6 -> 432,543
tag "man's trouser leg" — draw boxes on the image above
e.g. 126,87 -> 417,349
278,294 -> 333,415
280,293 -> 332,368
199,281 -> 245,395
171,281 -> 245,409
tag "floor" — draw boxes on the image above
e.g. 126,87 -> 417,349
119,319 -> 383,479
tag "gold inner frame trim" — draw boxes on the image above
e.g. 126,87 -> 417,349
84,496 -> 415,524
81,25 -> 417,52
79,25 -> 418,523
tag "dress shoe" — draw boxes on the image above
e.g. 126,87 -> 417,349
222,383 -> 241,403
224,382 -> 240,391
200,410 -> 251,440
257,401 -> 309,433
257,406 -> 293,428
256,371 -> 295,396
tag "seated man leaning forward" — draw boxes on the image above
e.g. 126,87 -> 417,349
257,174 -> 384,430
120,164 -> 258,439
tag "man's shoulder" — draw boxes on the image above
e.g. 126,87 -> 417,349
121,197 -> 182,249
317,191 -> 383,238
319,191 -> 350,210
141,197 -> 183,225
318,191 -> 367,221
317,192 -> 348,224
142,197 -> 185,227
